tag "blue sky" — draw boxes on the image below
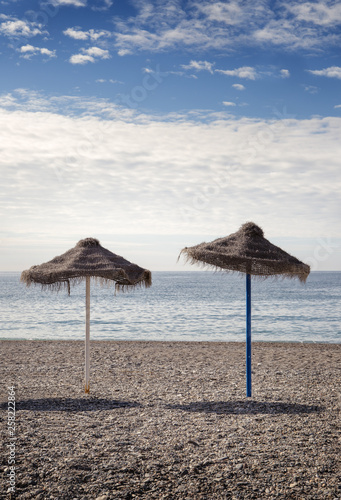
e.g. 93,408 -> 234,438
1,0 -> 341,272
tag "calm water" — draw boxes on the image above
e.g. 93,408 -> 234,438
0,272 -> 340,343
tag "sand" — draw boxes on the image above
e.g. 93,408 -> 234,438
1,340 -> 340,499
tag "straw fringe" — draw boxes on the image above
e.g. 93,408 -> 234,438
21,238 -> 152,295
179,250 -> 308,283
178,222 -> 310,283
20,274 -> 152,295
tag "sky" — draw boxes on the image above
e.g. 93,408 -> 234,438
0,0 -> 340,272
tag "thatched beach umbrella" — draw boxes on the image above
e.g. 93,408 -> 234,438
179,222 -> 310,397
21,238 -> 151,393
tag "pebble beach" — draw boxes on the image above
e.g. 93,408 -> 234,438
1,340 -> 340,499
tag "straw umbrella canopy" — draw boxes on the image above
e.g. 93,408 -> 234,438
179,222 -> 310,397
21,237 -> 152,393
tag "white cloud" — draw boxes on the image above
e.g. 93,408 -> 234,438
334,104 -> 341,108
232,84 -> 245,90
117,48 -> 132,56
20,44 -> 56,59
95,79 -> 124,84
303,85 -> 319,94
181,60 -> 214,73
0,18 -> 45,37
20,44 -> 37,53
222,101 -> 236,106
215,66 -> 258,80
304,85 -> 319,94
50,0 -> 87,6
85,46 -> 110,58
112,2 -> 235,55
111,0 -> 341,55
115,24 -> 211,55
252,20 -> 313,49
63,27 -> 112,41
1,91 -> 340,268
64,27 -> 88,40
69,53 -> 95,64
41,48 -> 54,56
307,66 -> 341,79
285,1 -> 341,26
92,0 -> 113,11
195,1 -> 245,25
69,46 -> 110,64
0,90 -> 138,121
280,69 -> 290,78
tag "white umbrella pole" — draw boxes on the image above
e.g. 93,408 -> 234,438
85,276 -> 90,393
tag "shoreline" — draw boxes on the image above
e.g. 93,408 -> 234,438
1,341 -> 340,499
1,338 -> 340,343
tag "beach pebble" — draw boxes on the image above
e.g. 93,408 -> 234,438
1,340 -> 340,499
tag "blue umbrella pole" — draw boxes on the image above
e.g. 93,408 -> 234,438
85,276 -> 90,394
246,273 -> 252,397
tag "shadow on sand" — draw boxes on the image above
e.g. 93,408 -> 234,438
166,400 -> 323,415
0,398 -> 142,412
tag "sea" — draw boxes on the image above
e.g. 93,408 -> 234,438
0,271 -> 340,343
